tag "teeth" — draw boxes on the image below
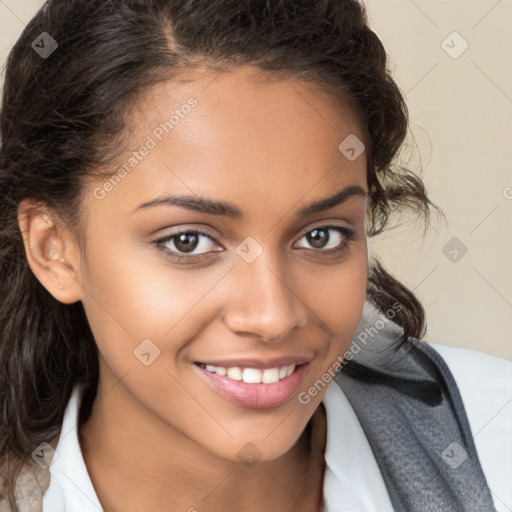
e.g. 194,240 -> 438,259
200,363 -> 297,383
261,367 -> 280,384
243,368 -> 264,383
227,367 -> 242,380
214,366 -> 227,376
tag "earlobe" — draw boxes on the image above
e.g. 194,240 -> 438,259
17,200 -> 83,305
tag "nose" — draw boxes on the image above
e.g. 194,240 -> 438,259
222,251 -> 309,343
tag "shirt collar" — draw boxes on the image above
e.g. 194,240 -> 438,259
43,383 -> 103,512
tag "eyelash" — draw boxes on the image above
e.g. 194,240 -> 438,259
153,224 -> 357,263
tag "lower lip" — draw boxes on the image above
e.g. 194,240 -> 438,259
194,363 -> 309,409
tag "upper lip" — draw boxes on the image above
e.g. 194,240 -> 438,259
196,355 -> 312,370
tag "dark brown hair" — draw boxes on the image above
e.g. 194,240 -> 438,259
0,0 -> 441,509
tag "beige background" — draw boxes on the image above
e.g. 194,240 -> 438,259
1,1 -> 511,360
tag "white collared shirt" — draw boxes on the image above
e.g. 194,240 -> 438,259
41,342 -> 512,512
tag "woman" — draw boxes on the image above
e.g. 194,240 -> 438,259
0,1 -> 510,511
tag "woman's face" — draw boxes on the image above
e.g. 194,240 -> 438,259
77,65 -> 368,462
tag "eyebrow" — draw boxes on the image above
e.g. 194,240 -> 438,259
133,184 -> 367,218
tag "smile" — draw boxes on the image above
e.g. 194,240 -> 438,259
194,362 -> 309,408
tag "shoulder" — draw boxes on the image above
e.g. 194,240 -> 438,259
426,341 -> 512,511
426,341 -> 512,418
425,341 -> 512,439
427,340 -> 512,374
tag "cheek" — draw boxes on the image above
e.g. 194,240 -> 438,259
78,236 -> 231,368
298,250 -> 368,344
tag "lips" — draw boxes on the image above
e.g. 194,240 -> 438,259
193,359 -> 310,408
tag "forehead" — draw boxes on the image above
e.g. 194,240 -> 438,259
87,65 -> 367,221
133,64 -> 365,150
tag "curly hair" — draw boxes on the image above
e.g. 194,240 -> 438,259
0,0 -> 441,509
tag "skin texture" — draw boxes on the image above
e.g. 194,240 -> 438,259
18,65 -> 368,511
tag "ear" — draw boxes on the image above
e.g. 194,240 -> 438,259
17,199 -> 83,304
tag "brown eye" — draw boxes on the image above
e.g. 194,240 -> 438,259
305,228 -> 329,249
294,225 -> 356,253
174,232 -> 200,253
154,229 -> 222,259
